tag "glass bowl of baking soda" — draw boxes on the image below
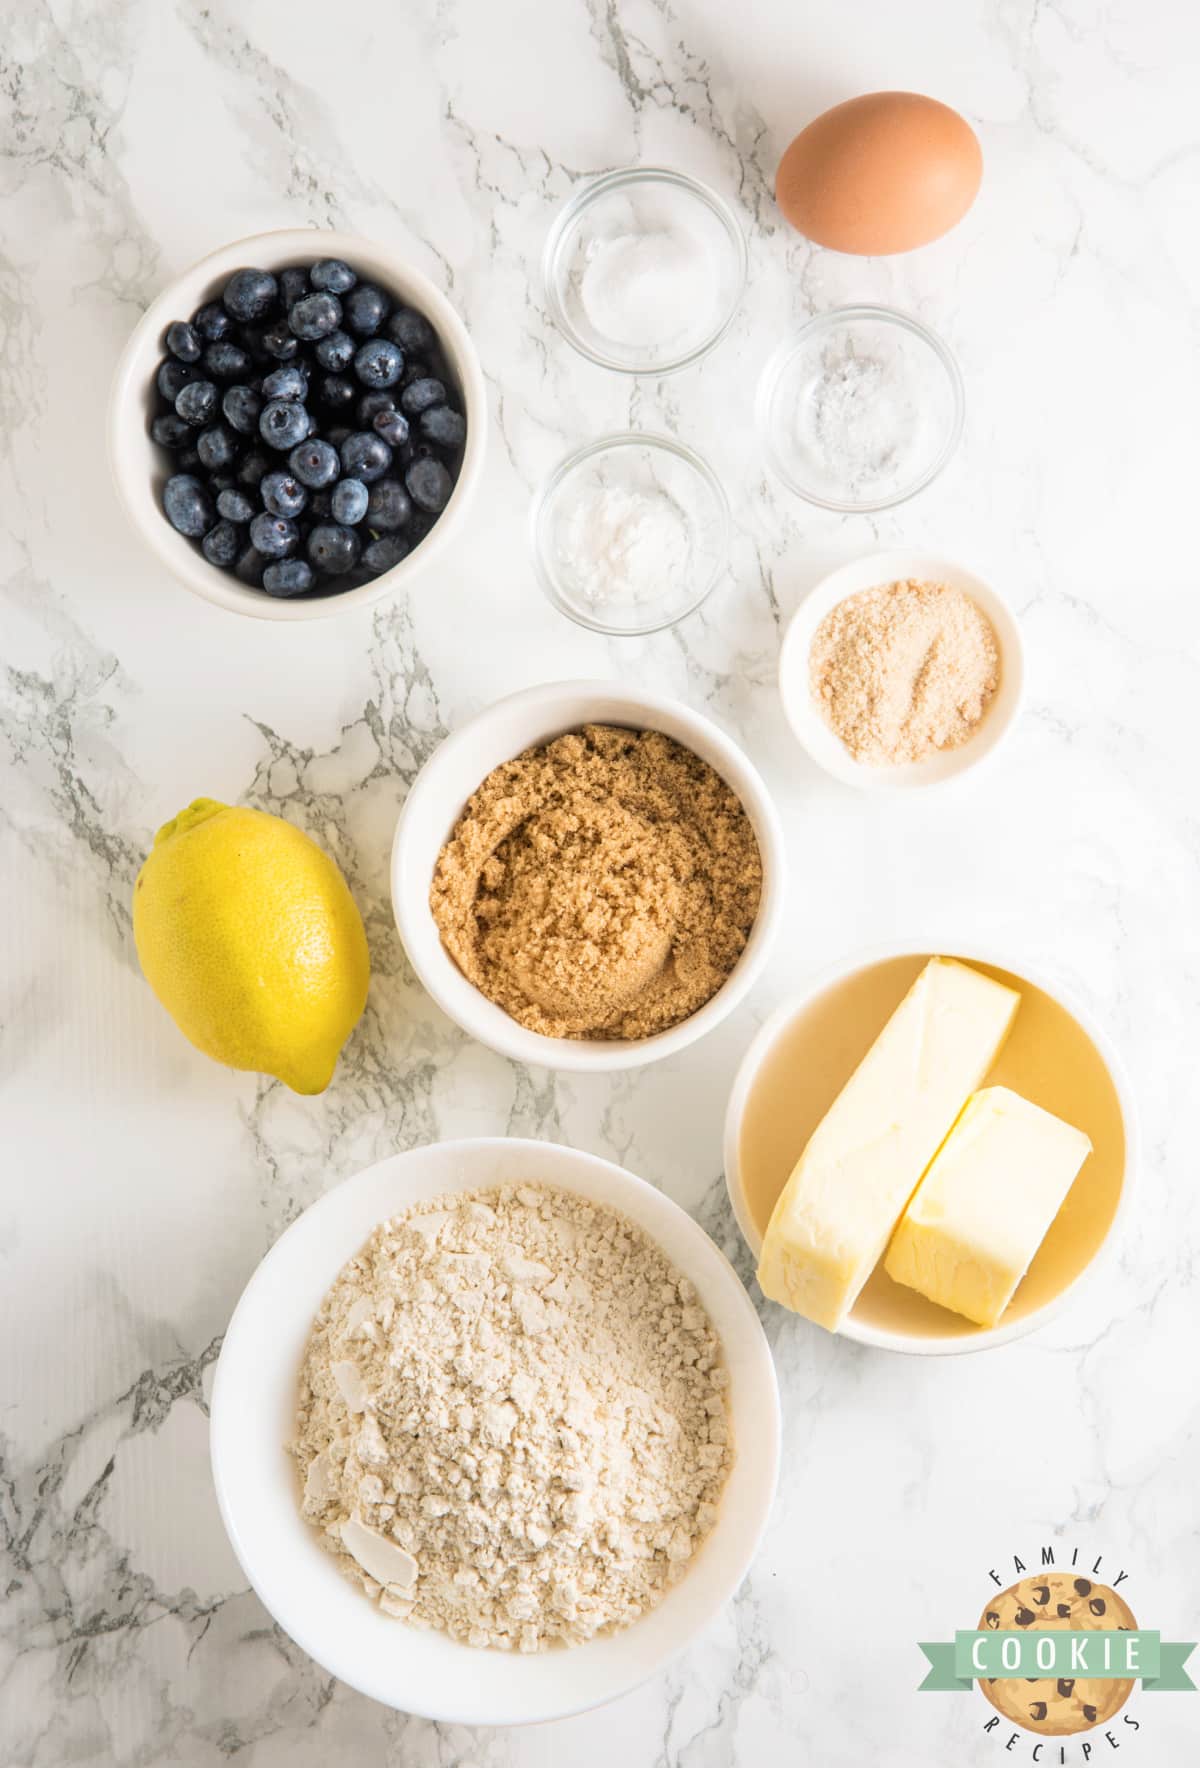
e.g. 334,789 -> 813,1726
758,306 -> 965,512
543,168 -> 747,374
532,434 -> 730,635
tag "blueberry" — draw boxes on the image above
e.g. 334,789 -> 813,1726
234,545 -> 267,586
405,456 -> 453,512
353,338 -> 404,389
239,324 -> 275,366
192,301 -> 232,341
362,533 -> 411,574
261,321 -> 300,361
163,473 -> 215,538
261,470 -> 307,518
217,487 -> 256,523
201,519 -> 242,568
325,425 -> 352,451
250,511 -> 299,557
157,358 -> 196,402
288,438 -> 340,489
339,431 -> 392,483
385,307 -> 435,354
400,358 -> 430,388
288,291 -> 342,341
175,446 -> 201,473
356,390 -> 395,427
166,320 -> 202,363
207,473 -> 237,495
236,447 -> 272,488
259,399 -> 311,451
196,424 -> 238,471
316,374 -> 357,412
279,266 -> 310,309
151,412 -> 192,449
310,258 -> 357,295
222,384 -> 262,435
331,478 -> 369,525
343,283 -> 389,337
365,477 -> 412,531
400,377 -> 446,417
262,362 -> 308,403
203,341 -> 251,380
307,523 -> 362,574
372,407 -> 409,448
420,406 -> 466,450
223,267 -> 278,323
308,487 -> 335,519
314,329 -> 354,372
175,379 -> 219,426
262,558 -> 316,597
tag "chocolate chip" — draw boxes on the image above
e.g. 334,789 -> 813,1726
1030,1702 -> 1048,1722
1083,1704 -> 1098,1723
1033,1584 -> 1051,1605
1074,1577 -> 1092,1596
985,1610 -> 1000,1629
1057,1603 -> 1072,1618
1058,1679 -> 1076,1697
1015,1606 -> 1036,1626
1089,1597 -> 1107,1616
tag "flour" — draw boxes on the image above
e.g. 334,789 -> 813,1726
292,1183 -> 732,1651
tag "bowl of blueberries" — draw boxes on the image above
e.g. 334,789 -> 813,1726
109,228 -> 486,619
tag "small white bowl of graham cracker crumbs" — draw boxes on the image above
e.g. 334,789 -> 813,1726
779,550 -> 1025,791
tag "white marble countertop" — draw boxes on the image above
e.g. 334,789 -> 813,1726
3,0 -> 1198,1763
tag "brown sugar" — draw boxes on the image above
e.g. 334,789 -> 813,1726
810,578 -> 1000,765
429,724 -> 762,1040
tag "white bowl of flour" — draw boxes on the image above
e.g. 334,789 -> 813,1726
210,1138 -> 780,1724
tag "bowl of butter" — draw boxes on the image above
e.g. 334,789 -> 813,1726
723,943 -> 1135,1354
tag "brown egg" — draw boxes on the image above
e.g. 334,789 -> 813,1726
775,91 -> 982,255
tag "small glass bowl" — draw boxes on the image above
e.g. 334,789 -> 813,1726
532,434 -> 730,636
543,168 -> 747,375
757,306 -> 965,512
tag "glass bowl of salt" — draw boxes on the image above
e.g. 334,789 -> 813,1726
543,167 -> 747,374
758,306 -> 965,512
532,433 -> 730,635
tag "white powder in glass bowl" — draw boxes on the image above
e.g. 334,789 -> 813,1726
554,483 -> 694,609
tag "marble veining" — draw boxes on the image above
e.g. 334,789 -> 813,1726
2,0 -> 1198,1762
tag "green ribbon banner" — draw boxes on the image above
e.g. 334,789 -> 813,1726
919,1632 -> 1196,1694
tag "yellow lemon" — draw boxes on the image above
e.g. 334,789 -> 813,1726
133,797 -> 370,1094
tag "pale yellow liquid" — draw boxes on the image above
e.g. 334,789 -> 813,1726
738,955 -> 1127,1339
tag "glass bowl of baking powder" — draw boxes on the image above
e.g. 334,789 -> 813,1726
532,432 -> 730,636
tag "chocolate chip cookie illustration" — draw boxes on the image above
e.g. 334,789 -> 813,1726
978,1575 -> 1138,1736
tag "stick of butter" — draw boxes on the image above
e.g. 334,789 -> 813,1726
884,1086 -> 1092,1327
757,958 -> 1020,1330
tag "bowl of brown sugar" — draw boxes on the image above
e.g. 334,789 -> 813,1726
779,550 -> 1025,791
391,681 -> 786,1070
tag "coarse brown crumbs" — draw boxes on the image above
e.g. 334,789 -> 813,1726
428,724 -> 762,1039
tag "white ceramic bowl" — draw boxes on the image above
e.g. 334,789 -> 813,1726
779,549 -> 1025,791
391,681 -> 786,1071
723,941 -> 1136,1355
210,1137 -> 781,1723
108,227 -> 486,621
